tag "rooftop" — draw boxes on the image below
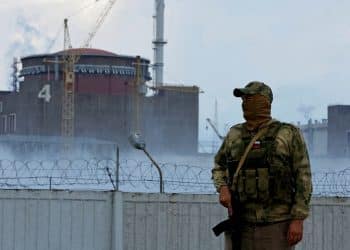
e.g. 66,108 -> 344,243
21,48 -> 150,62
54,48 -> 118,57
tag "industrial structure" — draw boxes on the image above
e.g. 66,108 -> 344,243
299,119 -> 328,157
0,0 -> 200,156
299,105 -> 350,157
327,105 -> 350,157
0,48 -> 199,155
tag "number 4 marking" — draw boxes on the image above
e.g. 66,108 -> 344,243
38,84 -> 51,102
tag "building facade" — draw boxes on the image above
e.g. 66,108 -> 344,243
0,48 -> 199,155
299,105 -> 350,158
299,119 -> 328,157
327,105 -> 350,157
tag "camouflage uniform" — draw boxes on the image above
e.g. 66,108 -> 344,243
212,82 -> 312,250
213,120 -> 312,223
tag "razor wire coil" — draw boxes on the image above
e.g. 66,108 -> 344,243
0,159 -> 349,196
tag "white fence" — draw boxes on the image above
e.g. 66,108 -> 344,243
298,197 -> 350,250
0,190 -> 349,250
0,190 -> 113,250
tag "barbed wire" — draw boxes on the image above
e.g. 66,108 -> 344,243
0,159 -> 349,196
312,169 -> 350,196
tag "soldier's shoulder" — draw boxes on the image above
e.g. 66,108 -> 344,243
279,122 -> 300,131
275,121 -> 302,138
230,123 -> 245,131
225,123 -> 245,140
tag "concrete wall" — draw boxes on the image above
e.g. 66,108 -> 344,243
0,190 -> 113,250
298,197 -> 350,250
328,105 -> 350,157
1,87 -> 199,154
122,193 -> 224,250
0,190 -> 349,250
121,194 -> 350,250
143,87 -> 199,155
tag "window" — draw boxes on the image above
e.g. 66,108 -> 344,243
0,115 -> 6,134
7,113 -> 16,133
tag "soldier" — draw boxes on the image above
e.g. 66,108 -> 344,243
212,81 -> 312,250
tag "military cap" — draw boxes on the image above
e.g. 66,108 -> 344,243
233,81 -> 273,103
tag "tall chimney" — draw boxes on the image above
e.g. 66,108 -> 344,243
153,0 -> 167,87
12,57 -> 19,92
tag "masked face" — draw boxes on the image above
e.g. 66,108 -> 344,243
242,94 -> 272,131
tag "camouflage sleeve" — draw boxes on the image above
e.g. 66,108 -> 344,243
212,137 -> 230,192
290,128 -> 313,220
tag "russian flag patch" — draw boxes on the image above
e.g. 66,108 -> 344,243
252,140 -> 261,149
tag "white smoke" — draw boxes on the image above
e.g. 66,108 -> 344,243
6,16 -> 52,59
297,104 -> 315,122
1,15 -> 54,90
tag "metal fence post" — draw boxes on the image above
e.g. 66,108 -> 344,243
116,146 -> 119,191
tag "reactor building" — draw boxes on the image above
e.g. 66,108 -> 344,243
0,48 -> 199,155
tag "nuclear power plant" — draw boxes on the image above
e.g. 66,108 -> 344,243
0,0 -> 200,156
1,48 -> 199,154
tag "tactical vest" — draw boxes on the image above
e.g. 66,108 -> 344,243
228,122 -> 294,205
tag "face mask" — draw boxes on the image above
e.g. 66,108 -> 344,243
242,94 -> 272,131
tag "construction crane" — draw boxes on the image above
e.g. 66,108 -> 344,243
60,0 -> 117,138
84,0 -> 117,47
206,118 -> 224,140
132,56 -> 143,134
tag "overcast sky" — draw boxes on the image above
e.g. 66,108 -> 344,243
1,0 -> 350,142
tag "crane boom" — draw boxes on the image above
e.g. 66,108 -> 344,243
60,0 -> 118,138
83,0 -> 117,47
206,118 -> 224,140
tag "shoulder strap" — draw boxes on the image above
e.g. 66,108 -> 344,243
232,120 -> 273,187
